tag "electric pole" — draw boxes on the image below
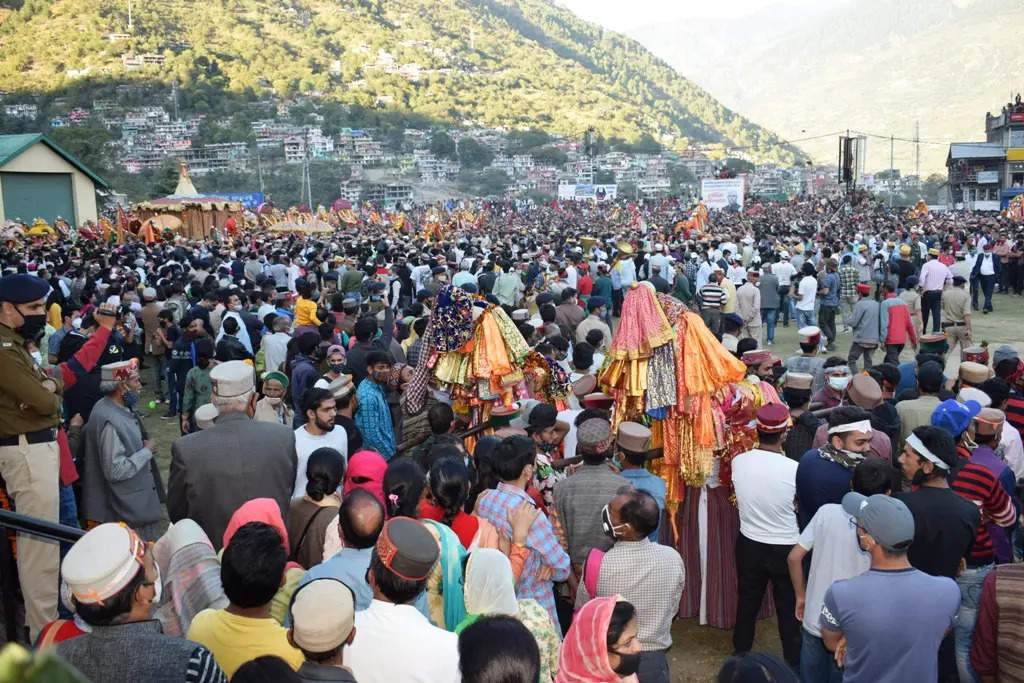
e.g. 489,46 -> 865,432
256,148 -> 264,195
889,135 -> 894,209
914,121 -> 920,180
127,0 -> 133,32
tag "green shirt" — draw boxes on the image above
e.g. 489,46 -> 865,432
182,366 -> 213,414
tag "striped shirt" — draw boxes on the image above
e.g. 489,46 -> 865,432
1006,390 -> 1024,441
699,283 -> 727,309
476,482 -> 571,633
951,459 -> 1016,564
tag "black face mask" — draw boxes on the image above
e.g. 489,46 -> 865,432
610,650 -> 641,677
14,307 -> 46,341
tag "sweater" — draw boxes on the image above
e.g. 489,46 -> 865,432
846,297 -> 880,344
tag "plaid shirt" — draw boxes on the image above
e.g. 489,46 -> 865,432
476,482 -> 571,633
839,266 -> 859,299
354,379 -> 395,460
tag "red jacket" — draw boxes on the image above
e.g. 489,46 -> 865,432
880,294 -> 917,346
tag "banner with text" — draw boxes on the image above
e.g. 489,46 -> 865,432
701,178 -> 746,211
557,184 -> 617,201
212,192 -> 264,210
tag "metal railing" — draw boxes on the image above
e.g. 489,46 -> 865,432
0,510 -> 85,644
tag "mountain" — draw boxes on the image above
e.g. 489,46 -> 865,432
629,0 -> 1024,174
0,0 -> 803,164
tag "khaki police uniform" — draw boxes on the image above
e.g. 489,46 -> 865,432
0,321 -> 61,639
941,286 -> 972,360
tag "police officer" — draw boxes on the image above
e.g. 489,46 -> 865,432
0,273 -> 63,639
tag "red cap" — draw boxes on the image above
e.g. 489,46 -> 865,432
856,283 -> 872,294
756,402 -> 791,433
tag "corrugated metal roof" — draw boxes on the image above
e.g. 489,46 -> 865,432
948,142 -> 1006,160
0,133 -> 109,187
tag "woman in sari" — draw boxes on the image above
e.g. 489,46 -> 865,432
556,596 -> 642,683
456,549 -> 561,682
221,498 -> 304,625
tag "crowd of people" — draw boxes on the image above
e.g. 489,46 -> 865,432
1,192 -> 1024,682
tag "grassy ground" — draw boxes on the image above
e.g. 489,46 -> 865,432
135,291 -> 1024,682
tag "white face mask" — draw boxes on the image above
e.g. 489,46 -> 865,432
828,375 -> 851,391
265,396 -> 282,406
151,564 -> 162,604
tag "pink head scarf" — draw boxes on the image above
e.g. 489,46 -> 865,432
222,498 -> 289,552
343,450 -> 388,506
555,596 -> 639,683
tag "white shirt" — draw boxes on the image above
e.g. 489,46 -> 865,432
649,253 -> 670,276
293,425 -> 349,499
347,600 -> 460,683
262,331 -> 291,374
410,264 -> 431,292
797,503 -> 871,636
727,264 -> 746,285
565,265 -> 579,289
696,262 -> 712,290
557,408 -> 582,457
731,448 -> 799,545
1000,423 -> 1024,482
257,303 -> 277,323
796,275 -> 817,311
979,253 -> 996,276
774,261 -> 797,286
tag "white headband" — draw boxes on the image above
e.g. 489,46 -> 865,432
827,419 -> 873,435
906,433 -> 950,471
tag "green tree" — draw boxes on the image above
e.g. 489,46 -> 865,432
594,169 -> 615,184
429,131 -> 457,160
458,137 -> 494,169
724,158 -> 755,175
532,146 -> 567,167
48,124 -> 113,175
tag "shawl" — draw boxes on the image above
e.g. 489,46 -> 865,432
222,498 -> 290,552
454,548 -> 519,633
423,520 -> 467,631
153,519 -> 227,637
555,595 -> 639,683
344,450 -> 388,506
429,285 -> 476,352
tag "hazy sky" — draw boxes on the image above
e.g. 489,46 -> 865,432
556,0 -> 833,30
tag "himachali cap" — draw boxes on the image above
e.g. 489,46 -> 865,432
571,374 -> 598,397
930,398 -> 981,437
210,360 -> 256,398
63,523 -> 147,605
798,326 -> 822,345
142,287 -> 157,300
0,273 -> 50,303
263,370 -> 289,388
490,402 -> 521,428
577,417 -> 613,455
327,374 -> 353,401
616,422 -> 651,454
843,492 -> 915,550
856,283 -> 872,294
511,309 -> 530,322
101,358 -> 138,382
959,361 -> 992,385
962,346 -> 989,364
928,248 -> 940,256
899,244 -> 912,255
741,349 -> 775,366
783,372 -> 814,390
847,374 -> 882,409
755,402 -> 791,433
194,403 -> 219,430
290,578 -> 355,653
582,392 -> 615,410
375,517 -> 439,581
919,333 -> 948,353
957,387 -> 992,407
974,407 -> 1006,436
984,242 -> 994,250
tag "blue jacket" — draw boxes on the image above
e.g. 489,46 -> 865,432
971,252 -> 1002,281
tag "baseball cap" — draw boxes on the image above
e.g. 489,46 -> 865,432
930,398 -> 981,437
842,492 -> 915,550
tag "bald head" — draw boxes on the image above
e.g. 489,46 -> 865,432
339,488 -> 385,549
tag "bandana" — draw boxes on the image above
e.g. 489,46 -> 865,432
817,441 -> 865,472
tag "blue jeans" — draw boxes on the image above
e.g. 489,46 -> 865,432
799,629 -> 842,683
167,368 -> 183,415
795,308 -> 815,330
57,485 -> 79,619
780,292 -> 792,326
955,564 -> 991,683
762,308 -> 779,343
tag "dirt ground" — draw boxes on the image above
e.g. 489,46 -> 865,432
137,291 -> 1024,680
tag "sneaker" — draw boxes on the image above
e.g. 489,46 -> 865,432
161,412 -> 177,420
